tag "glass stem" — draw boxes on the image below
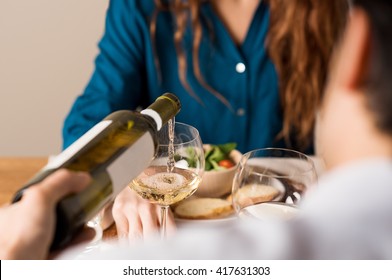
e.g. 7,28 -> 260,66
160,205 -> 169,240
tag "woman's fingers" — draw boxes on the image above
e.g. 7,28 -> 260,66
126,215 -> 143,243
139,203 -> 160,238
112,188 -> 178,241
113,188 -> 144,241
112,192 -> 131,239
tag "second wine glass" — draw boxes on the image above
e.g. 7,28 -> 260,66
129,122 -> 204,238
232,148 -> 318,221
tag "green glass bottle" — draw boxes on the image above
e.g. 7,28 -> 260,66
12,93 -> 181,250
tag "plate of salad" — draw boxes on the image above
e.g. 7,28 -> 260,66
195,143 -> 242,198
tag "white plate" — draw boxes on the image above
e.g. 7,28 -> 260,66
175,215 -> 237,228
238,202 -> 299,221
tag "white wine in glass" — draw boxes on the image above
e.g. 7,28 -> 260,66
131,166 -> 202,206
129,122 -> 204,238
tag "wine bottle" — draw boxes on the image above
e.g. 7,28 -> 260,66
11,93 -> 181,250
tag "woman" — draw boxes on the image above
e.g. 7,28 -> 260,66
62,0 -> 348,240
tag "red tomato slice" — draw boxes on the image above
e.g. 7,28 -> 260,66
218,159 -> 235,169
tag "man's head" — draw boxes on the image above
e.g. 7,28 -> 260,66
316,0 -> 392,169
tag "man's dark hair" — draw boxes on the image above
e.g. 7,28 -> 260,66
354,0 -> 392,135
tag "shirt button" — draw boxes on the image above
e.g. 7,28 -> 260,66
237,108 -> 245,116
235,62 -> 246,73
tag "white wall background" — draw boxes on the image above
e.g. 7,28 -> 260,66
0,0 -> 109,156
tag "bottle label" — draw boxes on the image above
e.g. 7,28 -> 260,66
106,132 -> 155,195
45,120 -> 113,170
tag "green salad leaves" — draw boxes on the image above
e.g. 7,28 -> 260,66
204,142 -> 237,171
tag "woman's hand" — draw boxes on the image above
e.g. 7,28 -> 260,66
0,169 -> 91,260
112,188 -> 176,242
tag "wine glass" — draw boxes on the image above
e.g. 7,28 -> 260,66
232,148 -> 317,221
129,122 -> 204,238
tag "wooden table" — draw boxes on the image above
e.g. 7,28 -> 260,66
0,157 -> 48,205
0,157 -> 117,238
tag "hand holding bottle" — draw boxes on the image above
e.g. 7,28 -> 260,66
0,170 -> 90,260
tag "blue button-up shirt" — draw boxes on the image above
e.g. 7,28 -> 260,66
63,0 -> 286,153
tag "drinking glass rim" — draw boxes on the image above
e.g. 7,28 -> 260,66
240,147 -> 316,178
158,122 -> 201,146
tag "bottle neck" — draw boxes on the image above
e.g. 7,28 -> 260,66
141,93 -> 181,131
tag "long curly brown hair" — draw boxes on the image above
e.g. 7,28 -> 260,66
151,0 -> 349,150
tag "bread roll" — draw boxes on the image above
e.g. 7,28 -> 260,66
174,198 -> 234,219
234,184 -> 280,208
